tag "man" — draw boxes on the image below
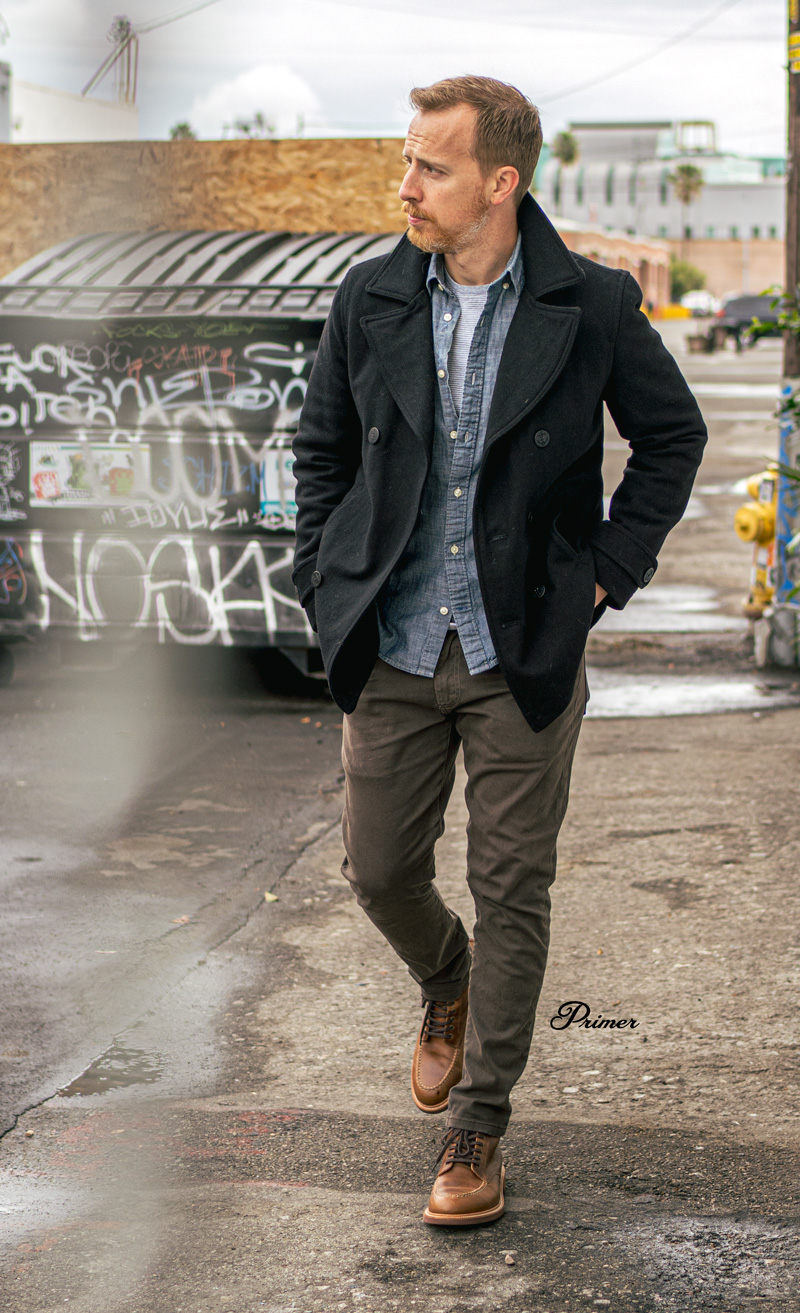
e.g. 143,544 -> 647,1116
292,75 -> 706,1226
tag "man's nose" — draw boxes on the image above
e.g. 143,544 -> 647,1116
399,166 -> 421,203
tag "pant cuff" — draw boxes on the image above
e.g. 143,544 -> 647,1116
420,976 -> 470,1004
445,1115 -> 507,1137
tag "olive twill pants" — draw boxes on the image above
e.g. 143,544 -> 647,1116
340,631 -> 587,1137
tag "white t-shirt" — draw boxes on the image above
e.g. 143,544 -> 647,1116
447,279 -> 490,414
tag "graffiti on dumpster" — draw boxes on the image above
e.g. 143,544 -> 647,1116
0,443 -> 26,521
27,530 -> 310,645
0,316 -> 318,643
0,336 -> 311,435
26,435 -> 297,531
30,441 -> 149,507
0,538 -> 26,605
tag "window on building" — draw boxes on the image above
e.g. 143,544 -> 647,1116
575,167 -> 584,205
684,226 -> 693,240
605,167 -> 614,206
657,224 -> 668,238
628,169 -> 637,206
769,225 -> 778,239
752,225 -> 761,239
553,167 -> 561,210
730,225 -> 739,239
705,225 -> 715,238
660,169 -> 669,204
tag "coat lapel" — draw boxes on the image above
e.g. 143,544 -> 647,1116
359,236 -> 435,453
486,195 -> 584,445
360,292 -> 436,454
486,293 -> 581,443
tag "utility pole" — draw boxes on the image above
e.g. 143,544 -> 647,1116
786,0 -> 800,375
767,0 -> 800,664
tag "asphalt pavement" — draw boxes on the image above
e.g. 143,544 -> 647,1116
1,323 -> 799,1313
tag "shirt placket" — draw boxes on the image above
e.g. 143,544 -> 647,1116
415,282 -> 461,670
444,283 -> 502,666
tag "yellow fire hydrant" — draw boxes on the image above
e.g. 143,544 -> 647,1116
734,470 -> 777,618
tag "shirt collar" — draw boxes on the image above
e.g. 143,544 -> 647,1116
426,229 -> 524,297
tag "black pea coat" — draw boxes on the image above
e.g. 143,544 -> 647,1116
291,194 -> 707,732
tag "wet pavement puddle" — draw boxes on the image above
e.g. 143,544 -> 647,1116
597,585 -> 746,635
586,669 -> 800,718
691,383 -> 778,398
57,1042 -> 162,1097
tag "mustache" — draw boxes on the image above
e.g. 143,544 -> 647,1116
402,203 -> 431,221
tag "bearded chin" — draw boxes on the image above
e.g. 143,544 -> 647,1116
405,202 -> 491,255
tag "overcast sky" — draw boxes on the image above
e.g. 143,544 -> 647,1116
0,0 -> 788,157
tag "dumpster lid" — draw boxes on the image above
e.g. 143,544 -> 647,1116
0,229 -> 401,319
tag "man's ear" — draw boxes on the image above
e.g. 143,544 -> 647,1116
491,165 -> 520,207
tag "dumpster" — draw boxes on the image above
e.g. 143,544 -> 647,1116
0,229 -> 397,681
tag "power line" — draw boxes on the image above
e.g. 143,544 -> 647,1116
136,0 -> 222,35
539,0 -> 746,105
308,0 -> 765,42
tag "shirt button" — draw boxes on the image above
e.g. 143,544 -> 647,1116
503,281 -> 509,289
453,488 -> 462,498
449,430 -> 458,439
439,606 -> 449,616
438,369 -> 446,378
443,313 -> 452,321
450,544 -> 459,555
464,431 -> 470,441
438,282 -> 444,291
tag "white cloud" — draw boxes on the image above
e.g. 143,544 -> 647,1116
188,63 -> 322,138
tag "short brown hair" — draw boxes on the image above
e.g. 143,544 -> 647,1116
409,75 -> 542,207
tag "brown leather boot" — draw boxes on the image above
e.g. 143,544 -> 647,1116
410,986 -> 469,1113
423,1127 -> 505,1226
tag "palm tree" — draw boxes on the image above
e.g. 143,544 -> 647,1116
668,163 -> 704,257
551,131 -> 579,166
169,122 -> 196,141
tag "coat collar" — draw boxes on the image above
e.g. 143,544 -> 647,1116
360,195 -> 585,452
364,193 -> 584,305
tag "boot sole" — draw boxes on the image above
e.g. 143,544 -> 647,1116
422,1166 -> 506,1227
411,1088 -> 450,1114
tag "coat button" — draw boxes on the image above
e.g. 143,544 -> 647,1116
310,570 -> 322,587
642,567 -> 655,583
532,583 -> 546,598
534,429 -> 550,448
367,427 -> 380,444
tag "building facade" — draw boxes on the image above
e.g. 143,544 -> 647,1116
536,121 -> 786,296
0,65 -> 138,144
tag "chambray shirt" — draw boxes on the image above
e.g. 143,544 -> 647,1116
377,232 -> 524,676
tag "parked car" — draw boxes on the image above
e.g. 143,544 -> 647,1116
713,294 -> 781,351
680,289 -> 720,318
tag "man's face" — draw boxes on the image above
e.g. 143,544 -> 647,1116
399,105 -> 493,255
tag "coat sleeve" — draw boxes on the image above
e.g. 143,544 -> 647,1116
291,278 -> 362,625
590,272 -> 707,609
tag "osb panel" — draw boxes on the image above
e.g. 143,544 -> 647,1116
0,138 -> 409,278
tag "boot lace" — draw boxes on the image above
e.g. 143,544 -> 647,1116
420,997 -> 457,1043
434,1127 -> 481,1169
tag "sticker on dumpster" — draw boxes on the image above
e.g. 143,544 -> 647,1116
259,450 -> 297,530
29,442 -> 151,508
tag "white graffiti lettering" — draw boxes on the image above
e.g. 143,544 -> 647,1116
28,529 -> 312,646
